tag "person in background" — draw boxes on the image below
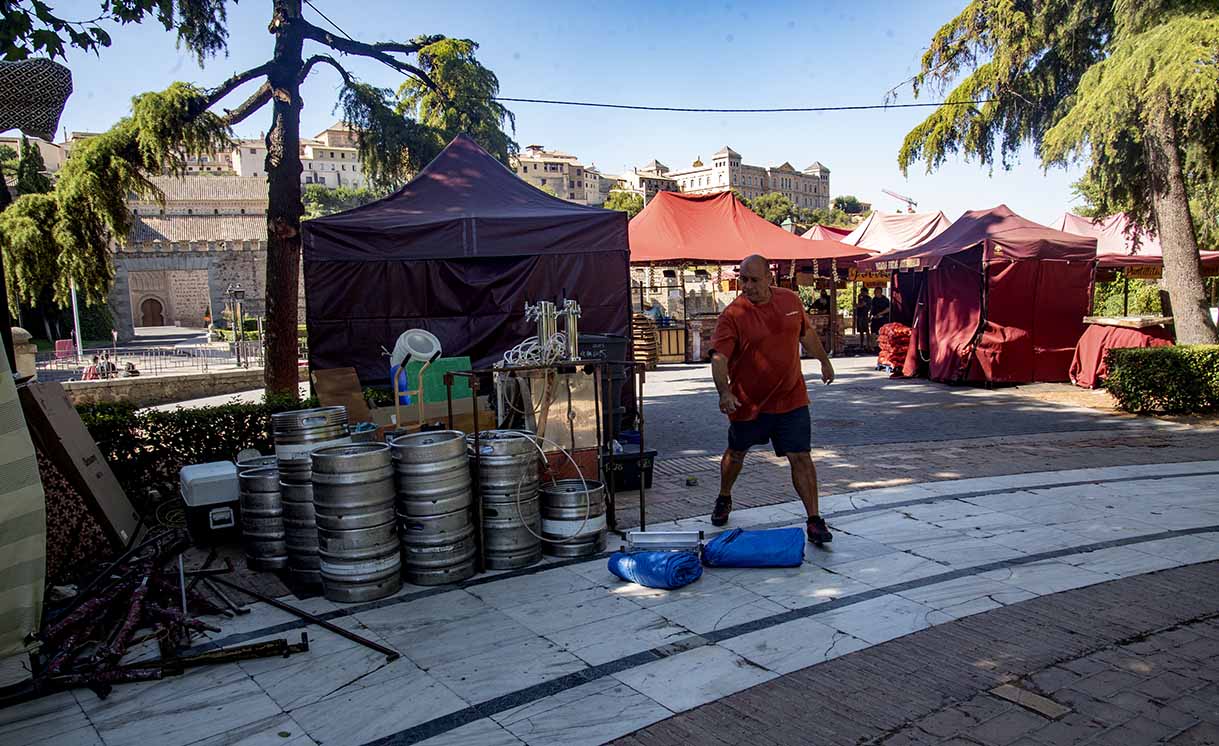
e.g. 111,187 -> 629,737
81,356 -> 100,381
811,289 -> 831,314
854,289 -> 872,350
709,254 -> 835,546
122,361 -> 140,377
100,352 -> 118,378
870,287 -> 891,340
644,300 -> 664,323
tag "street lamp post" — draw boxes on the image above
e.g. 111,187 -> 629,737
226,284 -> 246,368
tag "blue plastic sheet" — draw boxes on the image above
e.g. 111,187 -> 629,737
702,527 -> 806,568
607,551 -> 703,590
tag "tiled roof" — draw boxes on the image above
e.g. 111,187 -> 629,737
133,176 -> 268,204
129,214 -> 266,243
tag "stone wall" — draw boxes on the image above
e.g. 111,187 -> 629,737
110,242 -> 305,340
61,365 -> 309,408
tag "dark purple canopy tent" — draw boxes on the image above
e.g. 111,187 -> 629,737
302,135 -> 630,382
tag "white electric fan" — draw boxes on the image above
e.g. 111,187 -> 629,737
390,329 -> 443,430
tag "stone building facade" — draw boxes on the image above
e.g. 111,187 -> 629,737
109,175 -> 304,340
665,146 -> 831,209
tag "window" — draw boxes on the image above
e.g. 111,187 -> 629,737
541,178 -> 547,185
568,192 -> 575,199
307,163 -> 313,169
342,165 -> 347,171
577,181 -> 582,188
569,180 -> 575,188
341,152 -> 346,159
214,209 -> 219,214
249,148 -> 256,154
241,209 -> 245,214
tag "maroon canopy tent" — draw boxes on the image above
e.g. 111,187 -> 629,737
302,135 -> 630,380
857,205 -> 1097,384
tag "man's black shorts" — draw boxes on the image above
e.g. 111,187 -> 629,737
728,406 -> 811,456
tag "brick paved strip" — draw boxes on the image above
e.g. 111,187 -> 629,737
620,429 -> 1219,528
612,561 -> 1219,746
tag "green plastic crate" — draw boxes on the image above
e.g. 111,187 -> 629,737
397,356 -> 472,403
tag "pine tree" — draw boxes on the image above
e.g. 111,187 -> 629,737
898,0 -> 1219,343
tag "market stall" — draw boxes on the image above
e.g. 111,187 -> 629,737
801,224 -> 853,241
629,191 -> 868,360
1056,212 -> 1219,315
302,134 -> 631,382
858,205 -> 1097,384
1069,317 -> 1174,389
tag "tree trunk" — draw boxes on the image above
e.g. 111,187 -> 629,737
263,1 -> 306,398
1145,103 -> 1219,345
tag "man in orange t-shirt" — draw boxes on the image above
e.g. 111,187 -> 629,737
709,255 -> 835,545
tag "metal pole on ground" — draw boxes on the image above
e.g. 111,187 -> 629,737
70,281 -> 83,357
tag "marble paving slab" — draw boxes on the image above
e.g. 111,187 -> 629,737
543,608 -> 694,666
978,560 -> 1114,596
427,633 -> 587,702
291,665 -> 468,745
813,595 -> 950,645
493,677 -> 673,746
1129,534 -> 1219,564
91,676 -> 283,746
649,582 -> 786,634
500,586 -> 644,637
612,644 -> 777,713
190,712 -> 317,746
720,616 -> 870,674
0,691 -> 93,745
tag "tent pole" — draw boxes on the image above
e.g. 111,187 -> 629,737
828,259 -> 838,357
1122,274 -> 1129,316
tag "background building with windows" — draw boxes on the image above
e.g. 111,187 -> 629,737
666,146 -> 831,208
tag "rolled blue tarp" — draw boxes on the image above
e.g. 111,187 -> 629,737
607,551 -> 703,590
702,527 -> 806,568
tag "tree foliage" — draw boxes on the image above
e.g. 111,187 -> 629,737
1,0 -> 230,62
396,38 -> 517,166
833,195 -> 864,214
303,184 -> 384,219
16,137 -> 53,195
2,1 -> 515,396
898,0 -> 1219,343
603,190 -> 643,218
0,146 -> 17,181
0,83 -> 232,313
748,192 -> 798,225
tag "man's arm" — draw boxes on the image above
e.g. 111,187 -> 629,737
801,312 -> 835,384
710,352 -> 739,414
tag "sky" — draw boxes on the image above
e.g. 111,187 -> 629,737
49,0 -> 1085,224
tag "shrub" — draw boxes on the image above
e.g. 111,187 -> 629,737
1105,345 -> 1219,414
78,393 -> 319,515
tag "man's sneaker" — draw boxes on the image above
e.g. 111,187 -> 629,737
711,495 -> 733,527
807,515 -> 833,545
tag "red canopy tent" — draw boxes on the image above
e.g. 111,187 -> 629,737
840,211 -> 951,252
302,134 -> 629,379
1055,213 -> 1219,272
629,191 -> 868,264
801,224 -> 853,242
857,205 -> 1097,384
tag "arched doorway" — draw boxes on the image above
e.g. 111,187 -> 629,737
140,297 -> 164,326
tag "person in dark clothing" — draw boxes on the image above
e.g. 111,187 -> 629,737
854,289 -> 872,349
810,289 -> 831,314
870,287 -> 891,336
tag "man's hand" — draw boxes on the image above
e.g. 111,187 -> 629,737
719,391 -> 741,415
821,360 -> 835,385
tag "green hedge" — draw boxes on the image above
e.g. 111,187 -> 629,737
1105,345 -> 1219,414
78,393 -> 318,515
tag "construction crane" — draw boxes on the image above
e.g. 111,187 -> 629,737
882,188 -> 918,213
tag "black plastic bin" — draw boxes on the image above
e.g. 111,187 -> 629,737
608,448 -> 657,491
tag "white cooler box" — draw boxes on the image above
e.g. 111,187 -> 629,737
180,461 -> 240,545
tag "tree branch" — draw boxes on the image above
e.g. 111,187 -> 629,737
300,21 -> 442,93
204,62 -> 273,109
222,82 -> 273,126
300,54 -> 353,86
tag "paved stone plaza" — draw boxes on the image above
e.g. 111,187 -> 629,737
4,361 -> 1219,746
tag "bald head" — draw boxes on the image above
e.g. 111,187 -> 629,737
739,254 -> 773,304
741,255 -> 769,275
